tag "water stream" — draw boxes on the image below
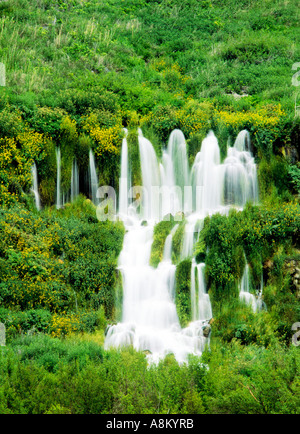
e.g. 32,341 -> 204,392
71,159 -> 79,202
89,149 -> 99,205
31,162 -> 41,211
56,147 -> 61,210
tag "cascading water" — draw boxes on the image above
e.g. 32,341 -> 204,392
193,131 -> 223,214
257,274 -> 267,311
56,147 -> 61,210
239,264 -> 258,312
190,261 -> 212,322
223,130 -> 259,207
138,130 -> 161,222
71,159 -> 79,202
239,264 -> 266,313
119,128 -> 130,218
105,220 -> 207,363
89,149 -> 99,205
31,162 -> 41,211
105,128 -> 259,363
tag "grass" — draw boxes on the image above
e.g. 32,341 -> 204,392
67,330 -> 106,347
0,0 -> 299,115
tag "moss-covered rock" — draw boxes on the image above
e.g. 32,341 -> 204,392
150,219 -> 175,268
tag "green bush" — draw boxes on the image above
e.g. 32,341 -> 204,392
57,89 -> 120,117
28,106 -> 67,141
288,164 -> 300,196
0,106 -> 23,139
0,203 -> 124,331
175,259 -> 192,327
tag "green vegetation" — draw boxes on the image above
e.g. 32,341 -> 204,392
0,0 -> 299,415
0,197 -> 125,339
1,0 -> 299,109
175,259 -> 192,327
149,218 -> 175,267
0,334 -> 298,414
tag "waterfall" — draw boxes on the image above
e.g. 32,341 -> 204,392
223,130 -> 259,206
163,234 -> 173,262
234,129 -> 250,152
166,130 -> 190,212
71,159 -> 79,202
257,274 -> 267,311
31,163 -> 41,211
105,223 -> 184,363
138,133 -> 161,221
119,128 -> 130,217
163,224 -> 178,262
105,128 -> 259,363
191,260 -> 212,322
181,217 -> 204,260
89,149 -> 99,205
56,147 -> 61,209
167,130 -> 189,190
105,222 -> 208,364
160,130 -> 192,218
197,131 -> 223,214
239,264 -> 259,312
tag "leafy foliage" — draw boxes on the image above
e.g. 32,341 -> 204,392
0,200 -> 124,339
0,334 -> 298,414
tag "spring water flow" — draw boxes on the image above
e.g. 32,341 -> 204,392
239,263 -> 266,313
119,128 -> 130,218
71,159 -> 79,202
105,129 -> 259,363
89,149 -> 99,205
239,264 -> 259,313
56,147 -> 61,210
31,162 -> 41,211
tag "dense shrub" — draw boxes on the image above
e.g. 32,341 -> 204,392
0,202 -> 124,339
0,334 -> 298,414
200,201 -> 300,309
175,259 -> 192,327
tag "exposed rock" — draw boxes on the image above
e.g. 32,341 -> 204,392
284,146 -> 299,165
264,259 -> 273,269
202,325 -> 211,338
284,259 -> 300,298
225,91 -> 249,100
175,211 -> 185,221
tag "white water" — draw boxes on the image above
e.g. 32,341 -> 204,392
239,264 -> 258,312
89,149 -> 99,205
138,130 -> 161,222
256,274 -> 267,312
105,128 -> 259,363
105,219 -> 207,363
119,128 -> 130,218
71,159 -> 79,202
191,260 -> 212,322
56,147 -> 61,209
223,130 -> 259,207
31,163 -> 41,211
239,263 -> 266,313
191,130 -> 223,214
